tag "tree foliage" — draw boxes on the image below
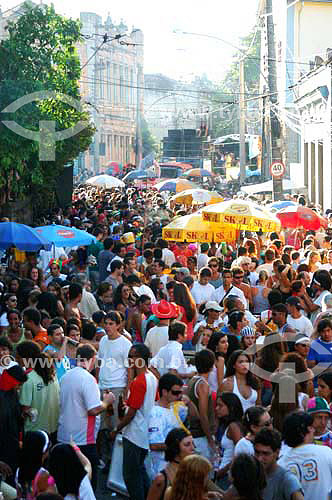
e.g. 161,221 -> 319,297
141,117 -> 159,157
211,29 -> 261,138
0,3 -> 94,205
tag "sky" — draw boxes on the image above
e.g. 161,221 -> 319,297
1,0 -> 258,82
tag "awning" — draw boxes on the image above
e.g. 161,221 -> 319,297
241,179 -> 305,194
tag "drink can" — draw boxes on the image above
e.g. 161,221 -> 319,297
29,408 -> 38,423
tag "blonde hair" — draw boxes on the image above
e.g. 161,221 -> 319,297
168,455 -> 212,500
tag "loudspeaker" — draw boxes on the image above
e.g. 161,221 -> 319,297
56,164 -> 73,209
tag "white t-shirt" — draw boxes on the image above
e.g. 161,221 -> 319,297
58,367 -> 101,446
162,248 -> 175,268
321,263 -> 332,272
286,314 -> 313,337
234,437 -> 254,456
145,325 -> 169,357
0,312 -> 8,328
123,371 -> 158,449
256,262 -> 274,276
211,285 -> 247,308
191,282 -> 215,305
150,341 -> 194,378
64,474 -> 96,500
98,335 -> 132,389
146,405 -> 183,479
278,443 -> 332,499
197,253 -> 209,271
311,290 -> 331,324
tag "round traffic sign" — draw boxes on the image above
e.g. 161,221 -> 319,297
270,161 -> 285,178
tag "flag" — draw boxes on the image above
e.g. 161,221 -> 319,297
139,152 -> 155,171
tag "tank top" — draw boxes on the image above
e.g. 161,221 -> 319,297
220,426 -> 235,468
232,375 -> 257,413
253,285 -> 270,314
187,376 -> 216,438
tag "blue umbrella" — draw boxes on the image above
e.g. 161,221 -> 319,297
122,169 -> 157,182
34,224 -> 96,247
269,200 -> 298,211
0,222 -> 52,251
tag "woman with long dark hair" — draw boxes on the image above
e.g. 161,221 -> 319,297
5,309 -> 26,350
16,341 -> 59,437
215,392 -> 243,490
37,293 -> 59,319
221,350 -> 260,411
206,332 -> 229,393
256,333 -> 285,406
150,278 -> 166,302
48,444 -> 95,500
16,431 -> 55,500
27,266 -> 46,291
173,282 -> 197,349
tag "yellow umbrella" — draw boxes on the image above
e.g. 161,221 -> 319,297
162,212 -> 236,243
202,199 -> 281,232
170,189 -> 223,206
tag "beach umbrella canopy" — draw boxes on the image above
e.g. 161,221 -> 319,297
85,174 -> 125,189
154,179 -> 196,193
202,199 -> 281,232
0,222 -> 52,251
267,200 -> 298,212
34,225 -> 96,247
122,169 -> 157,182
162,212 -> 236,243
277,206 -> 327,230
170,189 -> 223,206
183,168 -> 212,177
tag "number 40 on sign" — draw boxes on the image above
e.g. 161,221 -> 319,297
270,161 -> 285,179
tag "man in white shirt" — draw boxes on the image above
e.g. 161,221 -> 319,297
97,310 -> 132,464
212,269 -> 247,308
110,344 -> 158,500
150,321 -> 196,379
73,274 -> 99,320
58,344 -> 115,490
145,300 -> 177,356
278,411 -> 332,499
197,243 -> 209,271
191,267 -> 215,308
157,239 -> 175,268
286,297 -> 313,337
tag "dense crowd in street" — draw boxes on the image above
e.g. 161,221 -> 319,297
2,183 -> 332,500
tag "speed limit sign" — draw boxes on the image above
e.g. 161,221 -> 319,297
270,161 -> 285,179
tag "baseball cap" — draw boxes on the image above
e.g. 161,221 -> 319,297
205,301 -> 222,312
294,334 -> 311,345
176,267 -> 190,276
286,296 -> 302,308
241,326 -> 255,337
307,397 -> 331,415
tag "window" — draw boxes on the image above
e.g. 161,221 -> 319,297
107,62 -> 111,101
120,66 -> 124,104
124,66 -> 129,107
113,64 -> 118,103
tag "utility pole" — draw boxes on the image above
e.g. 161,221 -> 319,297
266,0 -> 284,200
135,63 -> 143,167
239,58 -> 246,184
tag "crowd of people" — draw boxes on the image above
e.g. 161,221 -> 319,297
1,184 -> 332,500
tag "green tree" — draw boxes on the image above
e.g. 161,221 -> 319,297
141,117 -> 159,157
211,29 -> 261,138
0,3 -> 94,209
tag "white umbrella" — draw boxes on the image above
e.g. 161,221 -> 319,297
85,174 -> 125,189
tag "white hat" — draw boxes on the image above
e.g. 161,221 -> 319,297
205,301 -> 222,312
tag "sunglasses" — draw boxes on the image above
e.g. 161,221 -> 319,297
234,275 -> 244,279
209,264 -> 218,268
171,390 -> 182,396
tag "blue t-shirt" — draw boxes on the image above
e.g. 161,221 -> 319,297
44,345 -> 71,380
307,338 -> 332,365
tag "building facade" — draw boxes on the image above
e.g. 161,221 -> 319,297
295,63 -> 332,210
78,13 -> 144,175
